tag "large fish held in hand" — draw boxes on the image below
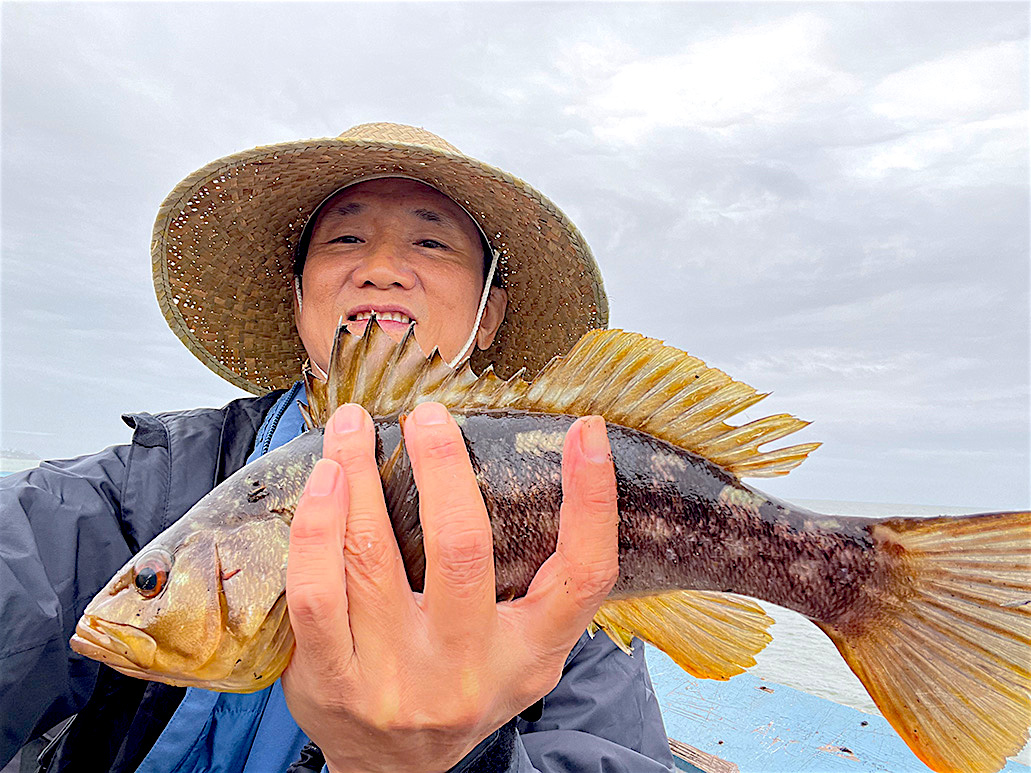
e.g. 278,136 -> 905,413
71,320 -> 1031,773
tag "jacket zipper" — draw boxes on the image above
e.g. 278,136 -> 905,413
259,382 -> 302,457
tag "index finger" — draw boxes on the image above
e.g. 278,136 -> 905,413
286,458 -> 354,672
520,416 -> 619,652
403,402 -> 497,643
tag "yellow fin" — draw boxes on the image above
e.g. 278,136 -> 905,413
519,329 -> 819,477
592,591 -> 773,680
818,510 -> 1031,773
300,364 -> 326,431
304,321 -> 817,478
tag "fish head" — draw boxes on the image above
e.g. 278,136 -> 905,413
70,459 -> 303,692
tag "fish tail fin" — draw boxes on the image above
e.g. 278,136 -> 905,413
816,510 -> 1031,773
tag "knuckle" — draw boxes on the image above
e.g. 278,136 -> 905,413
344,531 -> 397,580
286,580 -> 339,624
429,528 -> 494,587
290,517 -> 334,547
417,431 -> 468,465
570,560 -> 619,602
332,448 -> 379,481
576,478 -> 618,514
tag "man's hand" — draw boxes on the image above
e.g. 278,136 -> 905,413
281,402 -> 618,773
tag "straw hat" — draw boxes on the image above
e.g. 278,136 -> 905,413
152,122 -> 609,395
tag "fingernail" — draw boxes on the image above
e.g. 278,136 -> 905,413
307,459 -> 339,497
579,416 -> 610,463
331,403 -> 365,434
412,402 -> 450,426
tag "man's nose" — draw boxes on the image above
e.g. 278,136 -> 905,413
350,241 -> 416,289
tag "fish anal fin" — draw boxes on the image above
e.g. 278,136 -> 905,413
817,510 -> 1031,773
593,590 -> 773,680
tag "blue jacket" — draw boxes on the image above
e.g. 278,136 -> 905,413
0,392 -> 675,772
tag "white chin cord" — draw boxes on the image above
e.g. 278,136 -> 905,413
447,248 -> 500,369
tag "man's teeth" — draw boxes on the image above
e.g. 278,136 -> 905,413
353,311 -> 413,324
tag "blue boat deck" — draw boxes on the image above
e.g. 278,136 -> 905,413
646,645 -> 1030,773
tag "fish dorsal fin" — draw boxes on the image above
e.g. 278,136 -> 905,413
519,329 -> 819,477
591,591 -> 773,680
304,321 -> 818,477
303,317 -> 529,426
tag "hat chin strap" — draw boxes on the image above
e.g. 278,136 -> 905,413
447,248 -> 500,369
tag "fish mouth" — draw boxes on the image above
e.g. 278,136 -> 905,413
70,617 -> 157,673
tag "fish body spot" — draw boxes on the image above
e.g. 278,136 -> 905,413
718,486 -> 765,512
650,452 -> 687,481
514,430 -> 565,457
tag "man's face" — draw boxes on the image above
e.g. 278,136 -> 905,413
295,178 -> 506,373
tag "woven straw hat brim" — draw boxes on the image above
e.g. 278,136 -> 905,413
152,131 -> 608,395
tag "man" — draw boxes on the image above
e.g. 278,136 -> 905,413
1,123 -> 675,772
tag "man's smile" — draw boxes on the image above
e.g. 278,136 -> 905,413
345,305 -> 417,338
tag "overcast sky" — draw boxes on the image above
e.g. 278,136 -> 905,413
1,2 -> 1027,510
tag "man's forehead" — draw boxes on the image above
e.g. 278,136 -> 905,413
321,200 -> 456,227
315,179 -> 475,231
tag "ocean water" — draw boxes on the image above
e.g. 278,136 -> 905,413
744,498 -> 1030,766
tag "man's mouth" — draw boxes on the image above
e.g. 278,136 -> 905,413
348,310 -> 414,325
344,308 -> 417,341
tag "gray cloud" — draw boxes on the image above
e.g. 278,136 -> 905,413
2,2 -> 1027,509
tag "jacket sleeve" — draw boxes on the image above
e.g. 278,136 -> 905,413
0,446 -> 136,766
454,633 -> 676,773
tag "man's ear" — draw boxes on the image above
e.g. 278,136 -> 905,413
475,287 -> 508,350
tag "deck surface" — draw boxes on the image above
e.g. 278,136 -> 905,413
647,645 -> 1030,773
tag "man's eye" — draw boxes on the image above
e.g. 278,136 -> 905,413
416,239 -> 448,249
328,235 -> 362,244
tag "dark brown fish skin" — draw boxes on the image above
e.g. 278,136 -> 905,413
375,410 -> 891,628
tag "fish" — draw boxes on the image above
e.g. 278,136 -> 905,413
70,319 -> 1031,773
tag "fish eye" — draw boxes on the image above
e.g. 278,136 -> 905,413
132,550 -> 172,599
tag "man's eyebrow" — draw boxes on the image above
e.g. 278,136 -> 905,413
327,202 -> 364,218
411,208 -> 455,226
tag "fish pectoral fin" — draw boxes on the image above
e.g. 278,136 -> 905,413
818,510 -> 1031,773
380,437 -> 425,592
592,590 -> 773,681
301,364 -> 327,429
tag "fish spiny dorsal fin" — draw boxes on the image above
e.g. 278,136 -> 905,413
317,318 -> 529,420
591,591 -> 774,680
518,329 -> 819,477
314,322 -> 816,476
